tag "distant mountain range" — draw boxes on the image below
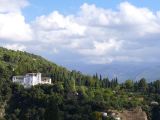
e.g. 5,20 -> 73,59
62,62 -> 160,82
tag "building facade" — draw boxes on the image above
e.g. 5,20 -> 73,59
12,73 -> 51,88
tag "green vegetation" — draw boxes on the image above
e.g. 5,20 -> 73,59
0,47 -> 159,120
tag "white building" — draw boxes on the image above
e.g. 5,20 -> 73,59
12,73 -> 51,88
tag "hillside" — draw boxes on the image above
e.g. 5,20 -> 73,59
0,47 -> 101,90
0,47 -> 81,81
0,47 -> 160,120
0,47 -> 94,119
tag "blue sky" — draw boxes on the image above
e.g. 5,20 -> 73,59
23,0 -> 160,21
0,0 -> 160,70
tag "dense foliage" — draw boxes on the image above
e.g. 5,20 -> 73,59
0,47 -> 159,120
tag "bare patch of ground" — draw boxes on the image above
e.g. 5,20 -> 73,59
110,107 -> 148,120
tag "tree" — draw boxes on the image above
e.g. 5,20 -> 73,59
64,77 -> 76,92
154,80 -> 160,93
70,77 -> 76,92
125,80 -> 134,90
45,95 -> 60,120
138,78 -> 148,92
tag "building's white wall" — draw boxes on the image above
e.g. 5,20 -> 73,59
41,78 -> 51,84
36,73 -> 41,84
12,76 -> 24,85
24,75 -> 32,87
33,76 -> 38,86
31,73 -> 41,86
13,73 -> 51,88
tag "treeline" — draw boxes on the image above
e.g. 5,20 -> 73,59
122,78 -> 160,94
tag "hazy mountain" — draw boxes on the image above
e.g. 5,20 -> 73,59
62,62 -> 160,82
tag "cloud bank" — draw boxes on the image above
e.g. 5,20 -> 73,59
0,0 -> 32,41
0,1 -> 160,64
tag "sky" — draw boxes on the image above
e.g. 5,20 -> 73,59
0,0 -> 160,69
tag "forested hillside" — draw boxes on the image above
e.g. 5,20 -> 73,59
0,47 -> 160,120
0,47 -> 118,120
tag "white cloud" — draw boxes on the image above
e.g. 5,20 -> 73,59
78,39 -> 123,56
78,3 -> 110,26
118,2 -> 160,35
30,2 -> 160,64
0,0 -> 28,13
88,56 -> 142,64
1,1 -> 160,64
0,12 -> 33,41
0,0 -> 33,41
3,43 -> 26,51
33,11 -> 86,43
